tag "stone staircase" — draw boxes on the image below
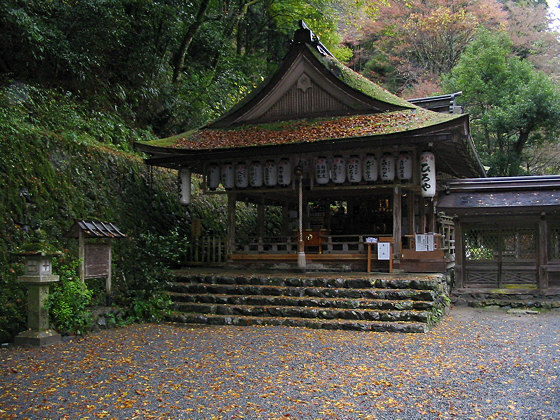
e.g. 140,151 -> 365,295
167,272 -> 451,333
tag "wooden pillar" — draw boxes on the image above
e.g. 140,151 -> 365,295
393,186 -> 402,256
226,193 -> 237,256
429,199 -> 437,233
78,230 -> 85,283
297,172 -> 306,270
538,213 -> 549,292
419,198 -> 426,233
106,239 -> 112,305
408,192 -> 416,235
257,199 -> 265,239
454,217 -> 464,289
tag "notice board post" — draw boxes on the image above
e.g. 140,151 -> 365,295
66,220 -> 126,305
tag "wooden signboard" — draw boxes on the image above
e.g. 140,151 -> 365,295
84,244 -> 111,279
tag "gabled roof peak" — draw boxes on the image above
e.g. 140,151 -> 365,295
293,20 -> 334,58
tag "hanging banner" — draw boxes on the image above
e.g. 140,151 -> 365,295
249,161 -> 263,188
264,160 -> 277,187
315,156 -> 329,185
420,151 -> 436,197
207,163 -> 220,190
363,154 -> 378,182
380,153 -> 395,181
332,155 -> 345,184
347,155 -> 362,183
397,152 -> 412,181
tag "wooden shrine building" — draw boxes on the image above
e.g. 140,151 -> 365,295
137,23 -> 485,272
438,176 -> 560,293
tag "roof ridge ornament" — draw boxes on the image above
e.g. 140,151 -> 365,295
295,20 -> 334,58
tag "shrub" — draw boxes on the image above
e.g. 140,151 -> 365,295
48,258 -> 93,335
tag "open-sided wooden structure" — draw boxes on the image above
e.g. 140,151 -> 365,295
438,176 -> 560,293
137,22 -> 484,272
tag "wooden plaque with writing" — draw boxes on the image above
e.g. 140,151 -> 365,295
84,244 -> 110,279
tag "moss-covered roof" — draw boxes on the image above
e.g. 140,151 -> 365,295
307,45 -> 415,110
143,108 -> 462,151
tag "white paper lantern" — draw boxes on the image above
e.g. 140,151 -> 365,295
363,154 -> 378,182
264,160 -> 277,187
347,155 -> 362,183
315,156 -> 329,185
235,161 -> 248,189
380,153 -> 395,182
179,168 -> 191,205
249,161 -> 263,188
221,162 -> 234,190
278,158 -> 292,186
332,155 -> 346,184
420,151 -> 436,198
397,152 -> 412,182
207,163 -> 220,191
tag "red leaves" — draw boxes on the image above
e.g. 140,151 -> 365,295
172,109 -> 448,150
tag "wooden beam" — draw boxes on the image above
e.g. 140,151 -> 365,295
408,193 -> 416,235
454,217 -> 464,289
393,186 -> 402,256
539,215 -> 549,292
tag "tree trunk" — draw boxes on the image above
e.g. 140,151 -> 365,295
172,0 -> 211,84
514,129 -> 530,157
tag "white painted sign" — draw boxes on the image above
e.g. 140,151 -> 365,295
365,237 -> 378,244
378,242 -> 391,260
415,234 -> 435,251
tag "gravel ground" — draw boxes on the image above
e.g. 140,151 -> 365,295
1,306 -> 559,419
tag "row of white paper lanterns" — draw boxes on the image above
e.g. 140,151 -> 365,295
204,151 -> 436,197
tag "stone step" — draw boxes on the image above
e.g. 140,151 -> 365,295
173,302 -> 429,322
168,292 -> 435,311
169,282 -> 437,302
168,311 -> 428,333
175,274 -> 440,290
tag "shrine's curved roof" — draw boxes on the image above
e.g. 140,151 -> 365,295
143,108 -> 461,151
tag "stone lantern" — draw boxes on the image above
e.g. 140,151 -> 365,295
14,249 -> 62,346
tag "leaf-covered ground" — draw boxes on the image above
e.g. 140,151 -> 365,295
1,307 -> 559,419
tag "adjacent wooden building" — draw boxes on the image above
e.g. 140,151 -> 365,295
137,23 -> 485,272
438,176 -> 560,293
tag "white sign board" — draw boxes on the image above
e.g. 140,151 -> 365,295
365,237 -> 378,244
378,242 -> 391,260
415,234 -> 435,252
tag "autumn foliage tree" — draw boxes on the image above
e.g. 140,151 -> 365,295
344,0 -> 507,95
443,29 -> 560,176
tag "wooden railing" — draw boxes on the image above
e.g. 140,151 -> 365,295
321,234 -> 389,254
234,236 -> 298,254
185,236 -> 226,264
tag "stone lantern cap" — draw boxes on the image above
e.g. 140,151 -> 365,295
14,244 -> 61,284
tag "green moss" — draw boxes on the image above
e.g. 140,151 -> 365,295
308,46 -> 416,109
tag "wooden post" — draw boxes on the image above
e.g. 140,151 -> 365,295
226,193 -> 236,257
419,197 -> 426,233
78,230 -> 85,283
367,243 -> 372,273
393,186 -> 402,256
538,214 -> 549,292
297,171 -> 306,270
454,217 -> 464,289
106,239 -> 112,305
408,192 -> 416,236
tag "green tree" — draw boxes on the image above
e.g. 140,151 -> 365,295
443,29 -> 560,175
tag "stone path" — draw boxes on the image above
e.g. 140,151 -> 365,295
1,307 -> 559,419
